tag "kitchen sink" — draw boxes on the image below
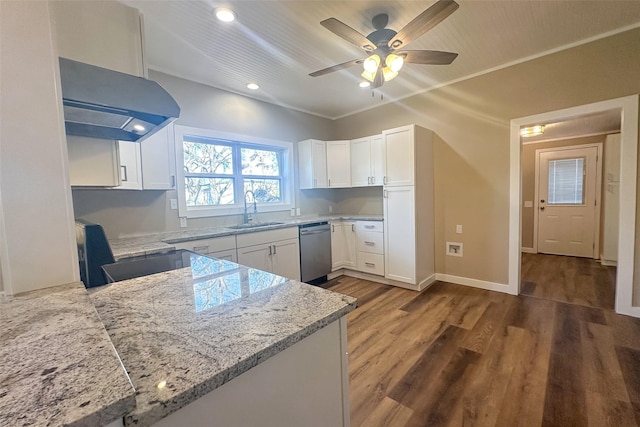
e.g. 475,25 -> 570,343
227,222 -> 284,230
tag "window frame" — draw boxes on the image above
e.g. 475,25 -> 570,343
174,125 -> 294,219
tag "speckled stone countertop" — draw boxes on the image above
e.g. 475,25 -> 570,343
0,282 -> 136,427
110,214 -> 383,260
89,254 -> 357,426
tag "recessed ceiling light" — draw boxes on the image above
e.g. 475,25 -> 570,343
133,124 -> 146,132
215,8 -> 236,22
359,81 -> 371,88
247,83 -> 259,90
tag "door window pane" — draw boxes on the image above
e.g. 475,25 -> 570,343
547,158 -> 584,205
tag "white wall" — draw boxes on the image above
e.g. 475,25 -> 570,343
0,1 -> 79,294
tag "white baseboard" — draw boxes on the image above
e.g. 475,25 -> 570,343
521,247 -> 536,254
329,269 -> 437,292
435,273 -> 513,295
600,259 -> 617,267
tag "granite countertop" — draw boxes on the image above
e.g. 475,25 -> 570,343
110,214 -> 383,260
0,282 -> 136,427
89,253 -> 357,426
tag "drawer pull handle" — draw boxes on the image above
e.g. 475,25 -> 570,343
364,241 -> 375,246
365,225 -> 375,229
365,262 -> 376,267
194,245 -> 209,253
272,244 -> 277,255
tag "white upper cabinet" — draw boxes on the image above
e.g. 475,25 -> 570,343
116,124 -> 176,190
383,125 -> 415,187
350,135 -> 385,187
298,139 -> 328,189
326,140 -> 351,188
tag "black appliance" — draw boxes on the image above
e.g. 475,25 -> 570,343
75,220 -> 197,287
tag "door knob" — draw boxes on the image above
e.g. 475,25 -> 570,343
540,206 -> 545,210
540,199 -> 545,203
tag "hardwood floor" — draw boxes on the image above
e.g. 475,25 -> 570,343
521,253 -> 616,310
325,277 -> 640,427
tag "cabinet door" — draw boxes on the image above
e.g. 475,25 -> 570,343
117,141 -> 143,190
383,126 -> 414,187
271,238 -> 301,281
140,124 -> 175,190
343,222 -> 357,269
350,137 -> 371,187
298,139 -> 327,189
237,243 -> 273,273
330,222 -> 346,270
67,136 -> 120,187
210,249 -> 238,263
384,186 -> 416,284
326,141 -> 351,188
370,135 -> 385,186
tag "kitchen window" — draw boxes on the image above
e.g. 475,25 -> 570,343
175,125 -> 294,218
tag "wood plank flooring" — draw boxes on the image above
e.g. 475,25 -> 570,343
521,253 -> 616,310
325,277 -> 640,427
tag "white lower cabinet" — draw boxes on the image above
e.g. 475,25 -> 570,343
355,221 -> 384,276
330,220 -> 384,276
236,228 -> 301,281
330,221 -> 356,270
172,235 -> 237,263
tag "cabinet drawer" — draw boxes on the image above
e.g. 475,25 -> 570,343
236,227 -> 298,248
357,252 -> 385,276
171,235 -> 236,254
356,221 -> 383,233
356,231 -> 384,254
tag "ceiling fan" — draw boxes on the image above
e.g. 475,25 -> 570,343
309,0 -> 459,88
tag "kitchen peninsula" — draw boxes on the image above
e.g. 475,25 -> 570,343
1,254 -> 356,426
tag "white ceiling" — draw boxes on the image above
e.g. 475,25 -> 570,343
123,0 -> 639,120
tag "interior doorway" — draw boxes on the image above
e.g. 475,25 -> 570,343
508,95 -> 639,317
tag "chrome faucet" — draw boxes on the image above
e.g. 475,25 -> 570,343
243,190 -> 257,224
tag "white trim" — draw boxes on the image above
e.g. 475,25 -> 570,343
533,142 -> 603,257
329,269 -> 436,292
509,95 -> 639,317
521,247 -> 536,254
601,259 -> 617,267
173,125 -> 295,219
435,273 -> 513,295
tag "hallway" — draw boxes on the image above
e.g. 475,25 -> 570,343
521,252 -> 616,310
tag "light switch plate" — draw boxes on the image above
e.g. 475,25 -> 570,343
290,208 -> 296,216
180,217 -> 187,228
296,208 -> 301,216
170,198 -> 178,210
456,224 -> 462,234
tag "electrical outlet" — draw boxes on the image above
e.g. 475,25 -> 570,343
180,217 -> 187,228
456,224 -> 462,234
296,208 -> 301,216
290,208 -> 296,217
170,198 -> 178,210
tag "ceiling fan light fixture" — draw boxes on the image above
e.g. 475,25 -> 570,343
215,8 -> 236,22
361,69 -> 376,82
363,54 -> 381,73
246,83 -> 259,90
386,54 -> 404,72
520,125 -> 545,137
382,66 -> 398,82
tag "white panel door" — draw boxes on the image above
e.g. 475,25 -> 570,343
384,186 -> 416,284
350,137 -> 371,187
237,244 -> 272,273
383,126 -> 414,187
326,140 -> 351,187
117,141 -> 142,190
370,134 -> 385,186
271,238 -> 301,281
140,124 -> 175,190
538,146 -> 598,257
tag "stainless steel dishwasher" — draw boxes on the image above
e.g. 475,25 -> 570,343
299,221 -> 332,284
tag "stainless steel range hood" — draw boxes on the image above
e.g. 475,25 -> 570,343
59,57 -> 180,142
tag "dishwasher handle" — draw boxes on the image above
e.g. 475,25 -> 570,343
300,227 -> 330,235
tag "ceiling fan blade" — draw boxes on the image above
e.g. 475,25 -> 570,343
388,0 -> 459,50
320,18 -> 376,51
400,50 -> 458,65
309,58 -> 364,77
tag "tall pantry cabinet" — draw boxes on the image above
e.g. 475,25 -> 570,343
383,125 -> 435,290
